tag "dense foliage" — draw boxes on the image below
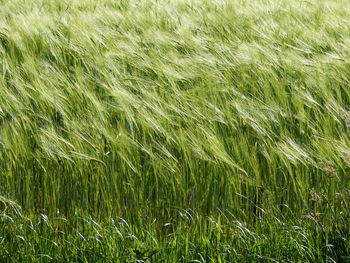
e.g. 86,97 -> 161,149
1,0 -> 350,261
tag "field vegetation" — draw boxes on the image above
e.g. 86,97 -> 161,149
1,0 -> 350,261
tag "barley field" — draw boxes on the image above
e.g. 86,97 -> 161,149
1,0 -> 350,262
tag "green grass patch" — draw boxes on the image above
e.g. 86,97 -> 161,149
1,0 -> 350,261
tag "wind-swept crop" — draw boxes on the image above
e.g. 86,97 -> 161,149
1,0 -> 350,261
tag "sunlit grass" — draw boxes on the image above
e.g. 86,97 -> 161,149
1,0 -> 350,261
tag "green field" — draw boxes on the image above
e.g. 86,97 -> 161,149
1,0 -> 350,261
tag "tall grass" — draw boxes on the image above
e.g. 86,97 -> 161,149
1,0 -> 350,261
